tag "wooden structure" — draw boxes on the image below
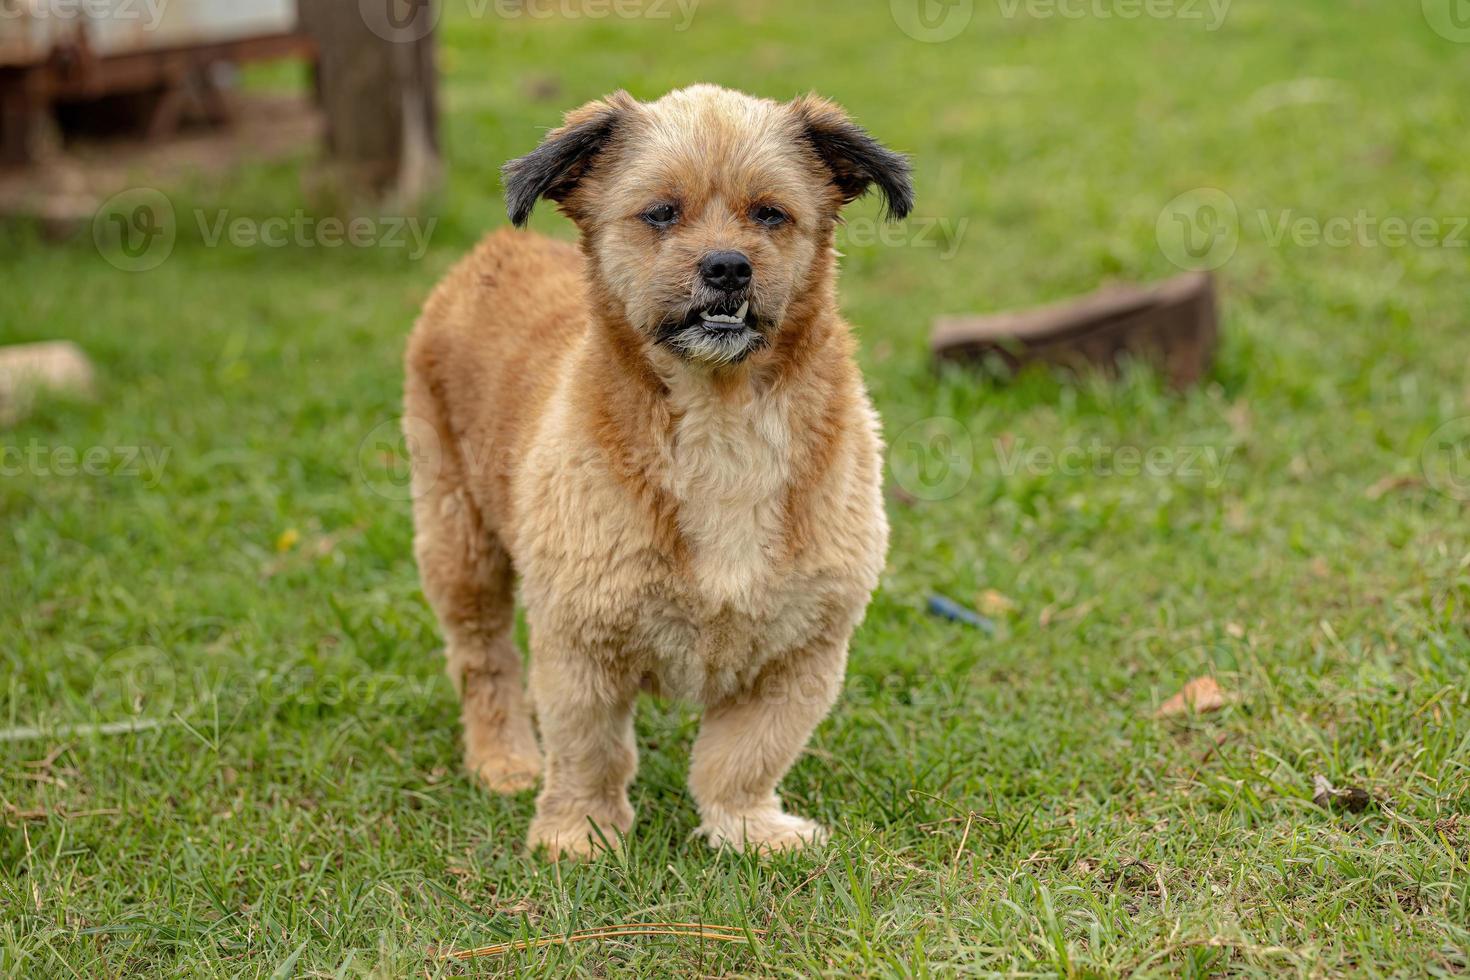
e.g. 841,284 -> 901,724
298,0 -> 440,205
931,272 -> 1219,390
0,0 -> 314,165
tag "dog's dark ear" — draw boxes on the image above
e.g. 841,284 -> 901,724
503,92 -> 635,227
790,94 -> 914,222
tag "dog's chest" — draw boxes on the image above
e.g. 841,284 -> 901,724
635,581 -> 835,701
515,375 -> 877,703
666,384 -> 790,604
636,386 -> 824,698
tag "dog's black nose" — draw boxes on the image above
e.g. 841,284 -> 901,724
699,251 -> 752,292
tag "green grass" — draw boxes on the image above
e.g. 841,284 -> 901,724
4,0 -> 1470,974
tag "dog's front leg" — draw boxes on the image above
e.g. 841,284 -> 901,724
689,639 -> 847,853
526,644 -> 638,860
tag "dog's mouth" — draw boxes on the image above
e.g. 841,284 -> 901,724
680,297 -> 756,333
656,296 -> 766,365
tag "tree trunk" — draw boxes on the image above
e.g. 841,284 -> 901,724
298,0 -> 441,207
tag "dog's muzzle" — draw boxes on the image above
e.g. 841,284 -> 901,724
656,294 -> 766,365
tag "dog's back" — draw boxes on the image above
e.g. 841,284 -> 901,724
405,228 -> 586,531
400,229 -> 595,796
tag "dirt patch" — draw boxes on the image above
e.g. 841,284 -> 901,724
0,93 -> 321,234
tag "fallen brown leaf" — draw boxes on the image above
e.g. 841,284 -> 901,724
1154,676 -> 1228,718
977,589 -> 1018,617
1312,774 -> 1372,813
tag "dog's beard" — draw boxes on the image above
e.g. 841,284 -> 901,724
654,294 -> 768,366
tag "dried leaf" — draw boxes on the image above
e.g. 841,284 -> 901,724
1313,774 -> 1372,813
977,589 -> 1018,617
1154,676 -> 1228,718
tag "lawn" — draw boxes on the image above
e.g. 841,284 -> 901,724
4,0 -> 1470,975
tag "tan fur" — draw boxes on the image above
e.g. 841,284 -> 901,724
404,85 -> 903,858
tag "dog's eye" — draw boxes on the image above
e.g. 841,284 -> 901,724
641,204 -> 679,229
751,205 -> 789,228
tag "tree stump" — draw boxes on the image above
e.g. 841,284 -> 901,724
298,0 -> 441,206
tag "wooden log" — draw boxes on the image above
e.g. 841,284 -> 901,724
931,272 -> 1219,390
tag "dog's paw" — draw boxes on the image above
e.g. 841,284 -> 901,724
698,808 -> 829,854
466,751 -> 542,794
527,802 -> 633,860
527,827 -> 607,861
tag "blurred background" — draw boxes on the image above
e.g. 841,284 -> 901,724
2,0 -> 1469,974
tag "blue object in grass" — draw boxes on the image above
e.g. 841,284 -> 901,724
927,594 -> 997,634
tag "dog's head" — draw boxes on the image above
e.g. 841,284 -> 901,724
503,85 -> 913,367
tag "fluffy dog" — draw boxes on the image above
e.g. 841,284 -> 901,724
404,84 -> 912,857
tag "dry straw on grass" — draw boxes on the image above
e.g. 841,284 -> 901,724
440,922 -> 766,961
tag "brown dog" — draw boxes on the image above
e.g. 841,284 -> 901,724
403,84 -> 911,858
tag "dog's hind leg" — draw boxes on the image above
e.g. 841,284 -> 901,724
405,374 -> 542,794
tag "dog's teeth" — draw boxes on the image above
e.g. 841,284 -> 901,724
701,309 -> 744,324
736,301 -> 749,319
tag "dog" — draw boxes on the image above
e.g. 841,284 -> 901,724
403,84 -> 912,858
